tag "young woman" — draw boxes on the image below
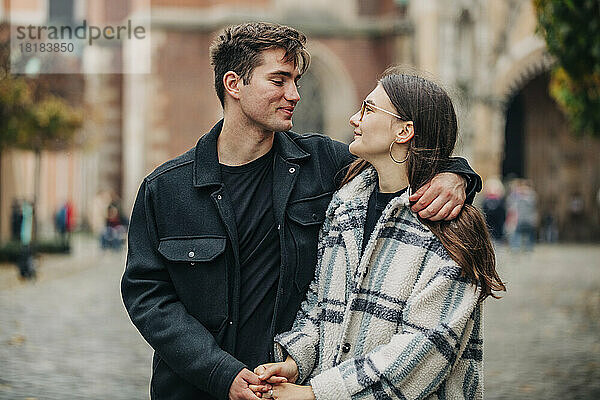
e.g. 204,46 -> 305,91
252,68 -> 505,400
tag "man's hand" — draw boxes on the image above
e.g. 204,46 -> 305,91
254,356 -> 299,384
229,368 -> 264,400
409,172 -> 467,221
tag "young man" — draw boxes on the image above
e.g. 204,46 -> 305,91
121,22 -> 481,400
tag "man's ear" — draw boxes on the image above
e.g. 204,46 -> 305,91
395,121 -> 415,143
223,71 -> 242,100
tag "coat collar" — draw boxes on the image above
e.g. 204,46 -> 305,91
332,166 -> 412,213
330,166 -> 414,271
193,119 -> 310,188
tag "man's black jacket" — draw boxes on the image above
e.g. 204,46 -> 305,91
121,120 -> 482,400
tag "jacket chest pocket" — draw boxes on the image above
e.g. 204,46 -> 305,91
286,192 -> 332,292
158,236 -> 229,333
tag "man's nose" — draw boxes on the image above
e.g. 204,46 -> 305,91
286,82 -> 300,102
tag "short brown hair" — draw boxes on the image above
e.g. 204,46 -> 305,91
209,22 -> 310,106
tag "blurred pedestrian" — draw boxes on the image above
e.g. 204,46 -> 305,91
55,201 -> 75,247
482,177 -> 506,242
55,202 -> 67,243
101,199 -> 127,251
540,211 -> 558,243
17,200 -> 36,280
568,193 -> 586,241
91,190 -> 112,235
10,199 -> 22,241
505,179 -> 538,251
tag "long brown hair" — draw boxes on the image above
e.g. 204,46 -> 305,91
342,67 -> 505,302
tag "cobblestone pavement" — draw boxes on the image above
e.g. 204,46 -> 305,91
0,237 -> 152,400
0,242 -> 599,399
484,244 -> 600,399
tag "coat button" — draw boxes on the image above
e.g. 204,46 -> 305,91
229,320 -> 233,325
188,251 -> 195,258
312,213 -> 318,220
190,262 -> 195,266
217,194 -> 222,200
342,343 -> 351,353
277,224 -> 281,230
289,167 -> 295,173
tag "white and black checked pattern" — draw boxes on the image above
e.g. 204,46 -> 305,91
275,167 -> 483,400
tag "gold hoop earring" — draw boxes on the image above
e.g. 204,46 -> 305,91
389,141 -> 409,164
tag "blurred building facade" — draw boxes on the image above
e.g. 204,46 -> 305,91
1,0 -> 599,241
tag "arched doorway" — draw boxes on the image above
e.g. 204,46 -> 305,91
502,73 -> 600,241
502,91 -> 525,179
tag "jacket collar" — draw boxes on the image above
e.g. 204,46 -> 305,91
193,119 -> 310,187
329,166 -> 412,224
193,120 -> 223,187
332,166 -> 414,272
333,166 -> 412,207
273,130 -> 310,163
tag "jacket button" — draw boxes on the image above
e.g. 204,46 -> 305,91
277,224 -> 281,230
190,262 -> 195,266
342,343 -> 351,353
229,321 -> 233,325
312,213 -> 318,220
217,194 -> 222,200
188,251 -> 195,258
289,167 -> 295,173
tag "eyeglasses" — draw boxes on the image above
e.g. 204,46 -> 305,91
359,100 -> 405,121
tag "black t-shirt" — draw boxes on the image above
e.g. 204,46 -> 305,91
361,186 -> 408,256
220,148 -> 281,370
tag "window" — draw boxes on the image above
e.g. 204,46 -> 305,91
48,0 -> 74,25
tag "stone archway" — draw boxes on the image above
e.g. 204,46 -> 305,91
491,41 -> 600,241
472,37 -> 553,182
494,41 -> 554,106
498,46 -> 553,180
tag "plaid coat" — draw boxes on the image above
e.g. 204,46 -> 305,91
274,167 -> 483,400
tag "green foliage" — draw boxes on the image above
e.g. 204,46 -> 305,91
0,79 -> 82,151
15,94 -> 83,152
0,78 -> 32,150
0,23 -> 82,152
534,0 -> 600,136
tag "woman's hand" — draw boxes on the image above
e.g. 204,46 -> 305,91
262,383 -> 315,400
250,356 -> 301,397
254,356 -> 299,383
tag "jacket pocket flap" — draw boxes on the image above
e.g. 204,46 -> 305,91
158,236 -> 226,262
287,193 -> 332,226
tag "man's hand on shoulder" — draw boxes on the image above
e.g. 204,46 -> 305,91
409,172 -> 467,221
229,368 -> 264,400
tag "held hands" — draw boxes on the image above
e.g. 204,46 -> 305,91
255,356 -> 299,384
409,172 -> 467,221
249,357 -> 314,399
